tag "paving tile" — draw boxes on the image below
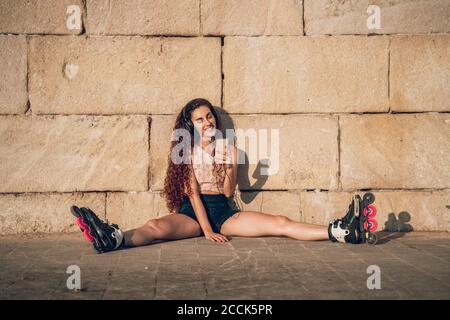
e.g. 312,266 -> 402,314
0,232 -> 448,299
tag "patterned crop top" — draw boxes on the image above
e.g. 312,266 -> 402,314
190,145 -> 225,194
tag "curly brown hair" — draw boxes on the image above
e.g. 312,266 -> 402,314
161,98 -> 227,213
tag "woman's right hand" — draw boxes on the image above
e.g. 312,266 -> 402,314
204,231 -> 229,243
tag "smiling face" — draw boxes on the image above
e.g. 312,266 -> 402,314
190,105 -> 217,141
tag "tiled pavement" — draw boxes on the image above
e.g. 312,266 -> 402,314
0,232 -> 449,300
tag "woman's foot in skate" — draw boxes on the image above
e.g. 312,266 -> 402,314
70,206 -> 124,253
327,195 -> 364,244
328,217 -> 363,244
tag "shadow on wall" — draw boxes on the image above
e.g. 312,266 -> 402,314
218,108 -> 269,209
216,108 -> 419,242
376,212 -> 414,244
384,212 -> 414,232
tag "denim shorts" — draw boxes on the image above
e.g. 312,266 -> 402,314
178,194 -> 241,234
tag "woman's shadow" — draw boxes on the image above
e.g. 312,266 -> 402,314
218,108 -> 270,208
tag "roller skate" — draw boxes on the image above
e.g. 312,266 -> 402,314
328,193 -> 378,245
70,206 -> 124,253
358,193 -> 378,245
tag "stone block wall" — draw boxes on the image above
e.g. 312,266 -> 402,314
0,0 -> 449,234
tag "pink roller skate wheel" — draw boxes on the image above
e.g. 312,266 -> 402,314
76,217 -> 88,230
364,220 -> 378,233
83,228 -> 94,242
370,219 -> 378,232
363,204 -> 377,218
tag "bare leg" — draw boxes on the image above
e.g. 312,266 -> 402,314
123,226 -> 157,247
220,211 -> 329,241
123,213 -> 202,247
282,220 -> 329,241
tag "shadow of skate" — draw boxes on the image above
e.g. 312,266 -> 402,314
375,231 -> 407,244
384,212 -> 414,232
375,212 -> 413,244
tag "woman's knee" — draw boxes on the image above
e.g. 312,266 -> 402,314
144,215 -> 202,239
274,215 -> 291,235
145,218 -> 157,228
144,218 -> 165,238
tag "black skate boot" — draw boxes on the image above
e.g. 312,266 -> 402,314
328,195 -> 364,244
328,193 -> 378,244
70,206 -> 124,253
